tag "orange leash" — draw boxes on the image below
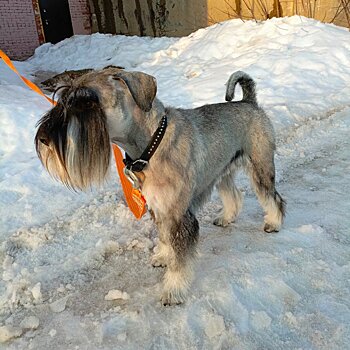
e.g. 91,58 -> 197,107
0,49 -> 147,219
112,145 -> 147,219
0,49 -> 55,105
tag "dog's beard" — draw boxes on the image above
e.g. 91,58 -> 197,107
35,91 -> 111,190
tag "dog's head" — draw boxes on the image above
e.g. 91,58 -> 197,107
35,68 -> 157,190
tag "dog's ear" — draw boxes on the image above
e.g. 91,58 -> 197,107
113,71 -> 157,112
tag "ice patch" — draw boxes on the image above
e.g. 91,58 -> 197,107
250,311 -> 272,330
50,296 -> 69,313
19,316 -> 40,330
204,314 -> 226,338
104,289 -> 130,301
0,325 -> 22,343
297,224 -> 324,234
30,282 -> 42,302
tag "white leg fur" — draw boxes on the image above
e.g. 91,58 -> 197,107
247,159 -> 284,233
258,194 -> 283,232
161,256 -> 195,305
151,240 -> 171,267
214,175 -> 243,227
153,211 -> 198,305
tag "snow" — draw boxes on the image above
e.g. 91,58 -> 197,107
30,282 -> 42,302
19,316 -> 39,331
49,296 -> 69,313
250,311 -> 272,330
0,325 -> 22,343
0,16 -> 349,349
104,290 -> 130,301
48,329 -> 56,338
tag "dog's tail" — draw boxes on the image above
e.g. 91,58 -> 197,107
225,71 -> 257,105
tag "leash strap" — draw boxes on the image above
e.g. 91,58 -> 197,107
124,115 -> 167,172
0,49 -> 146,219
0,49 -> 55,105
113,145 -> 147,219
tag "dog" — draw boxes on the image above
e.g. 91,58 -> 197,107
35,67 -> 285,305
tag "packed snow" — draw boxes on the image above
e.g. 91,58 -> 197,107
0,16 -> 349,349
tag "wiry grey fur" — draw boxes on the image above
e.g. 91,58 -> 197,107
35,68 -> 285,305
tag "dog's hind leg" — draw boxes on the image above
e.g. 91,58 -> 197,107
213,170 -> 243,227
248,140 -> 285,232
158,210 -> 199,305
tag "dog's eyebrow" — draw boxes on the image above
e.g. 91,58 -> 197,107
52,85 -> 71,103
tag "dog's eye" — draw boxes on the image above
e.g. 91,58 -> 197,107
40,138 -> 49,146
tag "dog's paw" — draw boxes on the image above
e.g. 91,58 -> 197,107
161,271 -> 189,306
161,291 -> 185,306
151,254 -> 167,268
213,216 -> 232,227
151,243 -> 170,267
263,223 -> 280,233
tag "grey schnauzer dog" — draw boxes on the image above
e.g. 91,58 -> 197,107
35,67 -> 285,305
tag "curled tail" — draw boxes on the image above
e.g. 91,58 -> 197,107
225,71 -> 257,104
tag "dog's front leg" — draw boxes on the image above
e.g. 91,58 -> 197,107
156,210 -> 199,305
151,239 -> 170,268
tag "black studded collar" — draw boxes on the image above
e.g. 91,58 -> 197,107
123,115 -> 167,172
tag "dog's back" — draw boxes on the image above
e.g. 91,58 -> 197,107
170,72 -> 274,190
